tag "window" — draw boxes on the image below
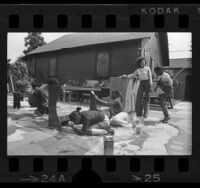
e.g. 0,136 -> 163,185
48,57 -> 57,77
97,52 -> 109,78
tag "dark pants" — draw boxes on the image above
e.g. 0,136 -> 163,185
167,96 -> 173,109
13,92 -> 21,109
158,93 -> 169,118
135,80 -> 150,117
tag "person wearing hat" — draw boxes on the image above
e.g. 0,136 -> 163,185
121,56 -> 153,119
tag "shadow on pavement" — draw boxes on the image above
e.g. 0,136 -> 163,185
144,120 -> 157,126
8,113 -> 35,120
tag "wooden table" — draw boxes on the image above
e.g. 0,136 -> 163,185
61,86 -> 102,102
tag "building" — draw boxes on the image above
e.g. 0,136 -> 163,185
24,32 -> 169,85
164,58 -> 192,101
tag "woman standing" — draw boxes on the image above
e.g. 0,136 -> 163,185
122,56 -> 153,119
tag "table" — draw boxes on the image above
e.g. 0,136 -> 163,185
61,85 -> 102,102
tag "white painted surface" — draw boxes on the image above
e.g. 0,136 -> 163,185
8,129 -> 25,142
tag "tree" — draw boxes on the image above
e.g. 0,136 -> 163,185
9,56 -> 34,92
10,57 -> 29,80
23,32 -> 46,55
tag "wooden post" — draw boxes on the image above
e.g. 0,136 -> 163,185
49,85 -> 62,131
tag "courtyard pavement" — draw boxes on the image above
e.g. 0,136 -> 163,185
7,94 -> 192,155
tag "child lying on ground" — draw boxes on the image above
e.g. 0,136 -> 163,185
62,106 -> 114,136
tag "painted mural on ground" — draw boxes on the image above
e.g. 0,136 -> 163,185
7,115 -> 179,155
7,96 -> 191,155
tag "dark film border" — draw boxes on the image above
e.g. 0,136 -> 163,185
0,4 -> 199,183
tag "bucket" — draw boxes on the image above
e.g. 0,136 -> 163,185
136,125 -> 142,135
104,135 -> 114,155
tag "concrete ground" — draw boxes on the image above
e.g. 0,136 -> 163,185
7,94 -> 192,155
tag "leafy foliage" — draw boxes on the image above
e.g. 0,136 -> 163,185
8,33 -> 47,91
23,32 -> 46,55
9,56 -> 30,79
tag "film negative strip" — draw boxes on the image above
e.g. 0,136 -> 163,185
0,4 -> 200,183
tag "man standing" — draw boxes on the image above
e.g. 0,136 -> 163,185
154,67 -> 173,123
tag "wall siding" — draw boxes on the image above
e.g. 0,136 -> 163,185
35,56 -> 49,82
57,50 -> 96,84
142,34 -> 162,68
26,37 -> 167,84
110,40 -> 140,76
164,68 -> 192,100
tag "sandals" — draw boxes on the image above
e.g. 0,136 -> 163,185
34,109 -> 43,116
161,116 -> 171,123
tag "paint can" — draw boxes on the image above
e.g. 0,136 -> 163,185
128,112 -> 136,128
104,135 -> 114,155
136,120 -> 143,135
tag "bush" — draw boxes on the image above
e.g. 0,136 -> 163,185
16,78 -> 32,93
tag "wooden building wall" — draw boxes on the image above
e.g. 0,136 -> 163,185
35,56 -> 49,82
141,33 -> 169,75
164,67 -> 192,101
57,49 -> 96,83
110,40 -> 140,76
26,39 -> 141,84
25,35 -> 169,85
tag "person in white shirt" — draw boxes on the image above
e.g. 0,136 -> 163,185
122,56 -> 153,119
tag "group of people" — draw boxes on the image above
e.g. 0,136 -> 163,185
28,56 -> 174,136
61,56 -> 174,136
121,56 -> 173,123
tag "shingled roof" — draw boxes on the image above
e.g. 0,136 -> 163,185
27,32 -> 154,55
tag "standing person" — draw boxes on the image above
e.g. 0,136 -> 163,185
122,56 -> 153,119
154,67 -> 173,123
